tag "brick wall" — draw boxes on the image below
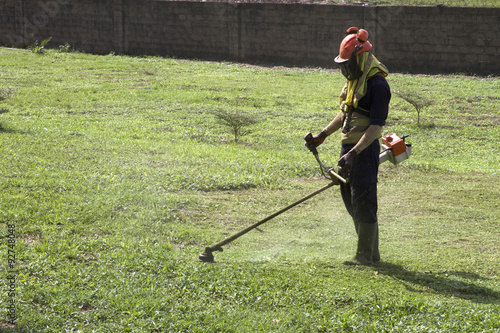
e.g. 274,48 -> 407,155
372,6 -> 500,74
0,0 -> 116,54
1,0 -> 499,75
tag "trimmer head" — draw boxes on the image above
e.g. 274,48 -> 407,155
198,248 -> 215,263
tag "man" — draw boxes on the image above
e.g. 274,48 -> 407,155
306,27 -> 391,265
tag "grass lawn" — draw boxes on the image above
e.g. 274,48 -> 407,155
0,47 -> 499,332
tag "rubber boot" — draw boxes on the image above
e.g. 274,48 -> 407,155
372,223 -> 380,263
354,220 -> 380,261
353,219 -> 360,235
353,219 -> 379,262
354,222 -> 378,265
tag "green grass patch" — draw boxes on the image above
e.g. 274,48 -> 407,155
0,48 -> 499,332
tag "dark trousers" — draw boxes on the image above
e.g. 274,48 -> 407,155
339,140 -> 380,224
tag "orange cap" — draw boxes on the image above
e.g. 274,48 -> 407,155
335,29 -> 372,63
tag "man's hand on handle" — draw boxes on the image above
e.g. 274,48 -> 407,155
304,131 -> 327,152
337,149 -> 357,177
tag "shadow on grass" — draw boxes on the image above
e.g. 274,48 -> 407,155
377,262 -> 499,304
0,124 -> 30,135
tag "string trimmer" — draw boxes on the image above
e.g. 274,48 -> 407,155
198,133 -> 411,262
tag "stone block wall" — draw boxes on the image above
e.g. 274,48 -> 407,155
1,0 -> 499,74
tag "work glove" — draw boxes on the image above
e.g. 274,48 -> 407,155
304,131 -> 327,152
337,149 -> 357,177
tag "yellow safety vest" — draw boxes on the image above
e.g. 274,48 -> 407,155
339,53 -> 388,145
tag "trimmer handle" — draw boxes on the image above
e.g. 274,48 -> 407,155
303,132 -> 318,155
304,132 -> 348,184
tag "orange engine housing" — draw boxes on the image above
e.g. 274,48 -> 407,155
382,133 -> 407,157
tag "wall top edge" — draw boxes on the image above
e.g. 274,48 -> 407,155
150,0 -> 499,9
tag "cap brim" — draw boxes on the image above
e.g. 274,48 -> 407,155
334,55 -> 349,64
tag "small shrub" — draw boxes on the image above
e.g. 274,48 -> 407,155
28,37 -> 52,54
395,90 -> 432,126
210,109 -> 261,143
58,42 -> 74,53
